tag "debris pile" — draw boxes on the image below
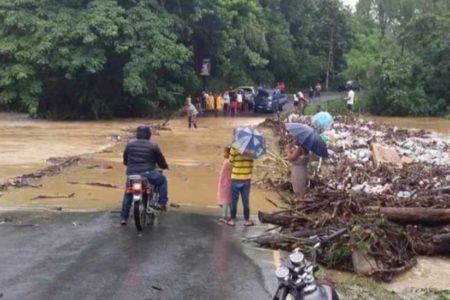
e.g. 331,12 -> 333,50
253,116 -> 450,282
0,156 -> 83,190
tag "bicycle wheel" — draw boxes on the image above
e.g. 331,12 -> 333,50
133,198 -> 147,232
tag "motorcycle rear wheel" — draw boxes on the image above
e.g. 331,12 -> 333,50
133,198 -> 147,232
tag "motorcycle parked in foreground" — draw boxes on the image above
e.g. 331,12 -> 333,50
125,174 -> 161,231
273,228 -> 348,300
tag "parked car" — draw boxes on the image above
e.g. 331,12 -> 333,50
253,88 -> 288,113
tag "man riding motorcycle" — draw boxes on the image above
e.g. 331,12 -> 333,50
120,125 -> 169,225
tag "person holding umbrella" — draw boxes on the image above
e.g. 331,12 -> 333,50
312,111 -> 333,131
227,127 -> 266,226
285,123 -> 329,200
286,138 -> 309,200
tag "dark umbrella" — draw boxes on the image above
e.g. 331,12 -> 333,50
285,123 -> 329,158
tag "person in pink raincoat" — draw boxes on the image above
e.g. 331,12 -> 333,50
217,146 -> 232,220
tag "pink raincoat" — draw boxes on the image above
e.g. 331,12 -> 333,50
217,160 -> 232,205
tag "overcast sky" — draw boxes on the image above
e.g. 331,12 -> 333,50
342,0 -> 358,9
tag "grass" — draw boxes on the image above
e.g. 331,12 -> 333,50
305,98 -> 348,115
303,95 -> 369,116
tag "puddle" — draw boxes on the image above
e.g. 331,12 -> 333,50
386,256 -> 450,292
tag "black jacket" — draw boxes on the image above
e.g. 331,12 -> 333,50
123,128 -> 169,175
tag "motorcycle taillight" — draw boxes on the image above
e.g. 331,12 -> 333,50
132,182 -> 142,192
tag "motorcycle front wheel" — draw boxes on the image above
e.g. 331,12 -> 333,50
274,286 -> 295,300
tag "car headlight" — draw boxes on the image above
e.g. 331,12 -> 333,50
268,96 -> 273,100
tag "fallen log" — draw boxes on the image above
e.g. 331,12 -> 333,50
251,228 -> 325,246
0,156 -> 82,190
67,181 -> 121,189
87,164 -> 113,170
414,233 -> 450,255
258,211 -> 309,227
368,207 -> 450,225
31,193 -> 75,200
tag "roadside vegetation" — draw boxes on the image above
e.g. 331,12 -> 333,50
304,96 -> 369,116
0,0 -> 448,119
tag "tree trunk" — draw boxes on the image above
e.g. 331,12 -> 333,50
368,207 -> 450,225
414,233 -> 450,255
251,229 -> 324,247
325,29 -> 334,90
258,211 -> 309,227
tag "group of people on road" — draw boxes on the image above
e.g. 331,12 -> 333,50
188,87 -> 254,121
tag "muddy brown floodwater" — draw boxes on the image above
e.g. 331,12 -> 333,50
0,113 -> 276,214
369,116 -> 450,136
1,112 -> 450,294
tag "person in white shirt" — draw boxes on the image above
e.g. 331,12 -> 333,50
236,91 -> 243,112
186,99 -> 198,129
346,88 -> 355,111
293,94 -> 299,108
223,91 -> 230,116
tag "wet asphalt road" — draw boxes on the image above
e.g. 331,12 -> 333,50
0,211 -> 275,300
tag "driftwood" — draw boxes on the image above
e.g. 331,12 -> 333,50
31,193 -> 75,200
368,207 -> 450,225
251,229 -> 325,247
67,181 -> 121,189
414,233 -> 450,255
258,211 -> 309,227
0,156 -> 82,190
86,164 -> 113,170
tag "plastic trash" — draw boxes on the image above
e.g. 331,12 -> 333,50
397,191 -> 412,199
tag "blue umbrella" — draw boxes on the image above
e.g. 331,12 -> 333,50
232,127 -> 266,159
285,123 -> 328,158
313,111 -> 333,129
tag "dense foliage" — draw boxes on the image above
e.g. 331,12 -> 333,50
345,0 -> 450,116
0,0 -> 351,118
0,0 -> 448,118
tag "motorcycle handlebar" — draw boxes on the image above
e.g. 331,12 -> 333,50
320,227 -> 348,248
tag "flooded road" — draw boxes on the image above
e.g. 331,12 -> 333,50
1,112 -> 450,296
369,116 -> 450,136
0,113 -> 276,214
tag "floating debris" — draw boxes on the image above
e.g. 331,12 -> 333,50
67,181 -> 121,189
31,193 -> 75,200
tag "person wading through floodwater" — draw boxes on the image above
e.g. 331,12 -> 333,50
120,126 -> 169,225
186,98 -> 198,129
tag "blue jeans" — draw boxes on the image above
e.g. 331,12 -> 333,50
120,170 -> 168,220
230,180 -> 251,220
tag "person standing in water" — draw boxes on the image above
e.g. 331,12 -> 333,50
286,139 -> 309,201
217,146 -> 232,221
227,146 -> 254,226
186,99 -> 198,129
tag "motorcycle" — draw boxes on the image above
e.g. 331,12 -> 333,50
125,174 -> 161,231
272,228 -> 348,300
